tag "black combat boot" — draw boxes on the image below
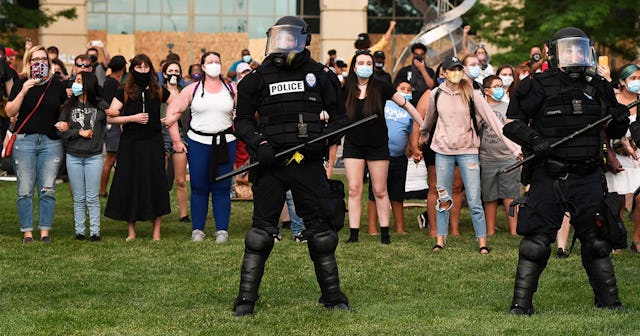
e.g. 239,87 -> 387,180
233,228 -> 274,316
509,234 -> 552,316
580,237 -> 624,311
307,230 -> 350,311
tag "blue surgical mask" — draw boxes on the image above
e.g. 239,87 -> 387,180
341,72 -> 348,78
191,72 -> 202,81
627,80 -> 640,94
491,87 -> 505,101
242,55 -> 251,63
437,77 -> 446,85
71,82 -> 83,96
355,65 -> 373,79
467,65 -> 481,79
402,93 -> 413,102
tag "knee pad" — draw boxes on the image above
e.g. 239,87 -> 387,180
245,228 -> 274,252
519,234 -> 553,263
308,230 -> 338,255
583,237 -> 611,259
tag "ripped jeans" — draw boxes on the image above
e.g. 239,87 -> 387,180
434,153 -> 486,238
13,134 -> 63,232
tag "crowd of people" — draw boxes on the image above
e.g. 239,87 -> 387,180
0,15 -> 638,317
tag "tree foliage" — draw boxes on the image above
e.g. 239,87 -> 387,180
462,0 -> 640,66
0,1 -> 77,51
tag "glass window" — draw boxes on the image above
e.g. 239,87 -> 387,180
108,0 -> 133,13
136,15 -> 162,31
163,0 -> 188,14
300,0 -> 319,16
221,17 -> 247,33
249,1 -> 273,16
135,0 -> 147,13
275,0 -> 295,16
88,13 -> 106,30
195,0 -> 219,15
248,16 -> 275,39
163,15 -> 188,32
195,15 -> 220,33
108,14 -> 134,34
91,0 -> 106,12
222,0 -> 246,15
148,0 -> 162,13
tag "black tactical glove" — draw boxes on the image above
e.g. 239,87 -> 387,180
257,142 -> 277,168
530,135 -> 551,156
609,105 -> 630,124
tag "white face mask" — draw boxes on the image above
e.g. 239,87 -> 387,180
499,75 -> 514,87
204,63 -> 221,77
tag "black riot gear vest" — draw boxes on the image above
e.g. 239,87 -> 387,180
255,60 -> 326,149
532,71 -> 604,163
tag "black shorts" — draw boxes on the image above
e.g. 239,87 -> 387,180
343,139 -> 389,161
368,155 -> 408,202
421,143 -> 436,166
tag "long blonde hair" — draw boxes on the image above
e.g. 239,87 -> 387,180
20,45 -> 52,79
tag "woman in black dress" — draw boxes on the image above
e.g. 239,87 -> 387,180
104,54 -> 177,241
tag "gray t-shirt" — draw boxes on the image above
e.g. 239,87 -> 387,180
479,100 -> 512,161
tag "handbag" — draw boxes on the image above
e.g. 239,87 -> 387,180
2,79 -> 52,158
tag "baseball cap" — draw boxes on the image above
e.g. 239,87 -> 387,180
236,62 -> 252,74
5,47 -> 18,57
442,56 -> 463,70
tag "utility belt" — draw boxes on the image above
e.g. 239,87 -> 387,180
190,126 -> 234,182
543,158 -> 600,178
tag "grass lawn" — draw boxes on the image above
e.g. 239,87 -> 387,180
0,175 -> 638,335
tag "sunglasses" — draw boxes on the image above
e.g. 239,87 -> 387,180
76,63 -> 92,68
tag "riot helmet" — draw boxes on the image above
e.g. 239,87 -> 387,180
265,16 -> 310,61
547,27 -> 594,79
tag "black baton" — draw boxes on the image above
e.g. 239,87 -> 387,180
501,98 -> 640,173
215,114 -> 379,181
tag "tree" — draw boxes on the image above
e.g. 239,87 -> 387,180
462,0 -> 640,67
0,1 -> 77,51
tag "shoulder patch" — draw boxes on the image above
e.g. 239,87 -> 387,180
305,73 -> 317,87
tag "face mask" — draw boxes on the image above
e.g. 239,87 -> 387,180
71,82 -> 83,96
242,55 -> 251,63
402,93 -> 413,102
437,77 -> 446,85
31,62 -> 50,81
166,74 -> 180,85
355,65 -> 373,78
204,63 -> 221,77
500,75 -> 514,87
89,55 -> 98,64
467,65 -> 481,79
341,72 -> 348,78
627,80 -> 640,94
192,72 -> 202,81
446,70 -> 463,84
132,70 -> 151,88
374,62 -> 384,69
491,87 -> 505,101
519,73 -> 529,80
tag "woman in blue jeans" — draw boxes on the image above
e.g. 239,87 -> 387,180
419,56 -> 521,253
56,72 -> 107,241
5,45 -> 68,243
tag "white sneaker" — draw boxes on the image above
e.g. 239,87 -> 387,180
215,230 -> 229,244
192,229 -> 206,242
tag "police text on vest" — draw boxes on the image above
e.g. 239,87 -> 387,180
269,81 -> 305,96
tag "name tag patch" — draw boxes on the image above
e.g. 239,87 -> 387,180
269,81 -> 305,95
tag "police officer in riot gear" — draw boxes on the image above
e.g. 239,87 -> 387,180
232,16 -> 349,316
503,27 -> 629,315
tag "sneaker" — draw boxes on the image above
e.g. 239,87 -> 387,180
417,212 -> 427,229
75,234 -> 86,241
555,248 -> 568,259
294,233 -> 307,243
179,216 -> 191,223
90,235 -> 101,242
22,237 -> 34,244
191,229 -> 206,242
40,236 -> 51,243
215,230 -> 229,244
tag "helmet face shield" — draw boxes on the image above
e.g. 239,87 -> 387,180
265,25 -> 307,56
556,37 -> 593,68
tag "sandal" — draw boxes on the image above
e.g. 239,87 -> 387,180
479,246 -> 491,254
631,242 -> 640,253
432,244 -> 444,252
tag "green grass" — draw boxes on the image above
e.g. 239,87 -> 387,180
0,176 -> 638,335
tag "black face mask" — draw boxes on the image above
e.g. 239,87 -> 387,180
89,55 -> 98,64
132,70 -> 151,88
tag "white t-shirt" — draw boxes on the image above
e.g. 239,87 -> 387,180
187,84 -> 235,145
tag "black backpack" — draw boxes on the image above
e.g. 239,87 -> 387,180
596,192 -> 628,249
